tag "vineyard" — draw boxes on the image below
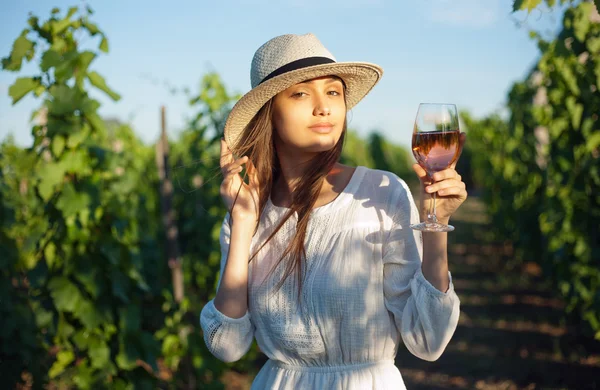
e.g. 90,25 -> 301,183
1,1 -> 598,389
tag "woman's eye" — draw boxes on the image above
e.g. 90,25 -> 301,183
328,90 -> 341,96
292,92 -> 307,97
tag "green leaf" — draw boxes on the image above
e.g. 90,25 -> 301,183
67,6 -> 79,19
588,132 -> 600,152
73,359 -> 97,389
51,7 -> 61,14
49,350 -> 75,378
57,313 -> 75,339
50,37 -> 67,54
162,334 -> 180,355
86,112 -> 105,133
34,85 -> 45,97
116,341 -> 139,370
62,149 -> 89,173
75,299 -> 105,328
513,0 -> 542,12
82,21 -> 100,35
27,257 -> 49,288
34,306 -> 54,328
52,17 -> 72,35
48,277 -> 81,312
89,339 -> 110,369
75,268 -> 104,299
53,51 -> 78,83
87,71 -> 121,101
8,77 -> 40,104
573,3 -> 591,42
80,98 -> 101,115
113,379 -> 133,390
587,37 -> 600,54
111,270 -> 131,303
565,96 -> 583,129
52,135 -> 65,157
37,162 -> 66,201
72,358 -> 95,390
557,60 -> 580,96
44,242 -> 57,269
41,49 -> 62,71
78,51 -> 96,74
48,84 -> 80,115
119,304 -> 141,332
56,182 -> 91,218
67,123 -> 90,149
73,330 -> 90,350
76,52 -> 96,88
27,16 -> 38,30
2,34 -> 35,71
128,267 -> 150,292
99,36 -> 109,53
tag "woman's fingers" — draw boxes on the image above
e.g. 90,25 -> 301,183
433,185 -> 466,197
220,138 -> 234,170
220,139 -> 247,174
246,159 -> 260,188
424,167 -> 465,195
225,156 -> 248,174
431,168 -> 461,182
426,179 -> 466,195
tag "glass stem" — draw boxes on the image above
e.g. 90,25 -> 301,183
431,191 -> 438,224
427,173 -> 438,225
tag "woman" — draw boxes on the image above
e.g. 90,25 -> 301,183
200,33 -> 466,389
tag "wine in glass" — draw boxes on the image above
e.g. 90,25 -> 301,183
410,103 -> 461,232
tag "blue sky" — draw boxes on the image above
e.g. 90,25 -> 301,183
0,0 -> 567,148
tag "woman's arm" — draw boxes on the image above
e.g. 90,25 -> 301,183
199,215 -> 256,363
213,216 -> 256,318
413,133 -> 468,292
421,231 -> 449,292
417,166 -> 466,293
382,178 -> 460,362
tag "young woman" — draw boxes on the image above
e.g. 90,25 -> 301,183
200,33 -> 467,389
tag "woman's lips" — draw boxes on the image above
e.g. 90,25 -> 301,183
309,122 -> 334,133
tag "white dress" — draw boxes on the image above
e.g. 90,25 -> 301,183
200,166 -> 460,389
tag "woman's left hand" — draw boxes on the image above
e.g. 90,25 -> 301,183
412,132 -> 468,223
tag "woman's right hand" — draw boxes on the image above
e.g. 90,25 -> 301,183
219,138 -> 260,224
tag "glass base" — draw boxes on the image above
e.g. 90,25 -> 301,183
410,222 -> 454,232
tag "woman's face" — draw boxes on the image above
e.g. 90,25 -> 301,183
272,76 -> 346,153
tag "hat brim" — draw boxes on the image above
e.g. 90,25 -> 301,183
223,62 -> 383,151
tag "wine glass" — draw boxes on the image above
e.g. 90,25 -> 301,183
410,103 -> 461,232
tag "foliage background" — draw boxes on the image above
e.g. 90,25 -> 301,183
1,1 -> 599,388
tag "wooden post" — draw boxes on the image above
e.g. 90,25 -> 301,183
155,106 -> 184,303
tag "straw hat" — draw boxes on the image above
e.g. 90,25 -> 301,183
223,33 -> 383,150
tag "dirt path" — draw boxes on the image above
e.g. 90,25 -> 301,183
221,196 -> 600,389
395,197 -> 600,390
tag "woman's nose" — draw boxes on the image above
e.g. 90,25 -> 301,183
314,98 -> 331,116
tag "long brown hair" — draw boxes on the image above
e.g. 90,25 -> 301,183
228,82 -> 347,304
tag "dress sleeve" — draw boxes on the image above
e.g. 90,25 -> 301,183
382,178 -> 460,362
200,213 -> 255,363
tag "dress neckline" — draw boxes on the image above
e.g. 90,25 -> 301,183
266,166 -> 366,217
